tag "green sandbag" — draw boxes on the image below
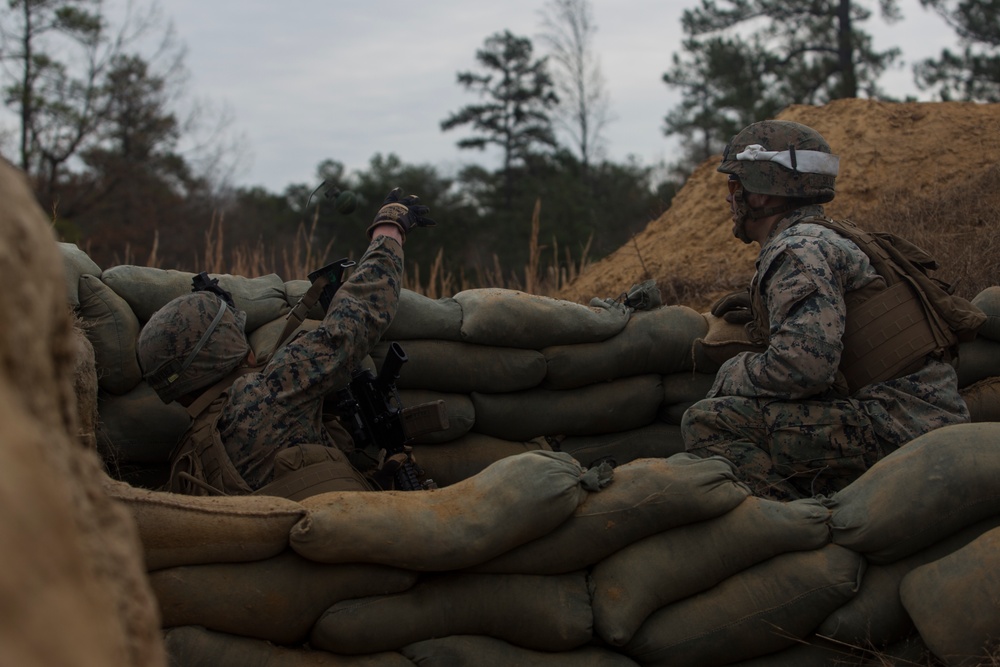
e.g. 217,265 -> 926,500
413,433 -> 550,487
591,496 -> 831,646
455,288 -> 629,347
558,422 -> 686,468
59,242 -> 102,307
163,626 -> 415,667
956,337 -> 1000,387
724,637 -> 858,667
372,339 -> 546,393
311,572 -> 593,654
97,382 -> 190,465
289,451 -> 589,571
102,477 -> 307,571
624,545 -> 864,667
468,454 -> 749,575
960,376 -> 1000,422
151,550 -> 416,644
971,285 -> 1000,341
101,265 -> 288,329
398,389 -> 475,444
471,375 -> 664,441
661,371 -> 716,404
818,517 -> 1000,650
541,306 -> 708,389
384,289 -> 464,342
401,635 -> 639,666
78,274 -> 142,395
824,422 -> 1000,564
900,526 -> 1000,666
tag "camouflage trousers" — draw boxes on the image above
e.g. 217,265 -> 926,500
681,395 -> 886,500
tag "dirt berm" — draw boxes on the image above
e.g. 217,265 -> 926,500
559,99 -> 1000,310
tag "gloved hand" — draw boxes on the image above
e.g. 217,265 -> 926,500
710,289 -> 753,324
367,187 -> 436,240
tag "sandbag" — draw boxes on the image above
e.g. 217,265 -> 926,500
900,526 -> 1000,666
102,476 -> 307,571
471,374 -> 664,441
311,572 -> 593,654
818,516 -> 1000,650
78,274 -> 143,395
540,306 -> 707,389
557,422 -> 686,468
71,321 -> 99,450
248,315 -> 320,360
724,637 -> 857,667
623,544 -> 864,667
398,389 -> 475,444
824,422 -> 1000,564
289,451 -> 589,570
469,454 -> 749,575
101,265 -> 288,329
413,433 -> 550,487
401,635 -> 639,666
591,496 -> 831,646
971,285 -> 1000,341
955,336 -> 1000,387
150,550 -> 417,644
454,288 -> 629,347
661,371 -> 715,404
690,312 -> 765,374
97,382 -> 190,465
163,625 -> 415,667
59,242 -> 102,307
371,339 -> 547,393
960,376 -> 1000,423
384,289 -> 464,342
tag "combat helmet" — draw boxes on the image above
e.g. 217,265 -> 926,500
137,290 -> 250,404
718,120 -> 839,203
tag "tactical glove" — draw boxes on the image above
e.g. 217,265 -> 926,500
710,289 -> 754,324
367,187 -> 436,240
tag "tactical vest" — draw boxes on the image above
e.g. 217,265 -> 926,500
749,217 -> 986,395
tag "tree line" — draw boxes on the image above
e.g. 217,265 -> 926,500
2,0 -> 997,281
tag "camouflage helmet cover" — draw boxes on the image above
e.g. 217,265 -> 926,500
137,291 -> 250,404
718,120 -> 838,203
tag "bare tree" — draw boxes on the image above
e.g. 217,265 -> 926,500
538,0 -> 613,170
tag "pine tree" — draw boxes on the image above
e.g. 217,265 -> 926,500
916,0 -> 1000,101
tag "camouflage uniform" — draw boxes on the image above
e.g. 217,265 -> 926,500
682,205 -> 970,499
208,235 -> 403,489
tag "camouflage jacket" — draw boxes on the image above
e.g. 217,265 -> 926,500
710,205 -> 970,447
215,235 -> 403,489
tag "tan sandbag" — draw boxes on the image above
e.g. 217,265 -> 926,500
311,572 -> 593,654
289,451 -> 589,570
384,288 -> 464,342
623,544 -> 864,667
955,336 -> 1000,387
163,626 -> 415,667
1,160 -> 165,667
398,388 -> 475,443
469,454 -> 749,575
454,287 -> 629,347
541,306 -> 707,389
971,285 -> 1000,341
150,550 -> 417,644
401,635 -> 639,666
413,433 -> 550,487
900,526 -> 1000,666
471,374 -> 664,441
78,273 -> 143,394
557,422 -> 686,468
102,265 -> 288,329
97,381 -> 190,465
59,241 -> 102,307
102,476 -> 307,571
818,516 -> 1000,650
591,496 -> 831,646
71,320 -> 99,449
691,312 -> 765,374
960,376 -> 1000,422
371,339 -> 547,393
825,422 -> 1000,564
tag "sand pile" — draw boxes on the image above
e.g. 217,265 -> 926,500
559,99 -> 1000,310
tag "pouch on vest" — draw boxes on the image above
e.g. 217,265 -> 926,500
253,444 -> 373,500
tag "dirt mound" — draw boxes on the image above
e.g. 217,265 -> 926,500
559,99 -> 1000,310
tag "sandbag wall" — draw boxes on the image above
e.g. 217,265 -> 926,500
61,242 -> 1000,666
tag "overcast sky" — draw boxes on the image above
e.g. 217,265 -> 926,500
161,0 -> 959,193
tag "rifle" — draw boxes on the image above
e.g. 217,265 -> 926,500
335,342 -> 447,490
